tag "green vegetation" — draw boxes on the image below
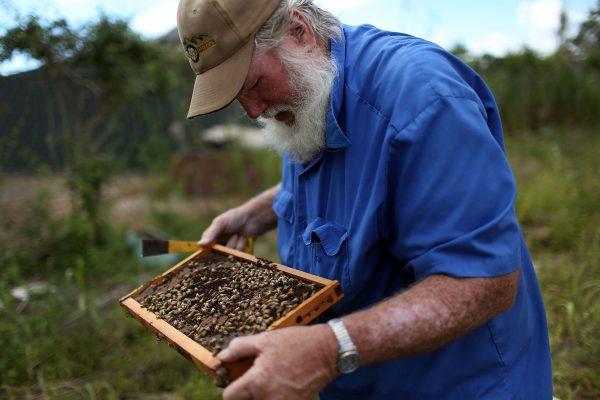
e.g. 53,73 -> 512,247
1,131 -> 598,399
452,5 -> 600,133
0,145 -> 281,399
507,130 -> 600,400
0,15 -> 242,173
0,15 -> 181,171
1,5 -> 599,172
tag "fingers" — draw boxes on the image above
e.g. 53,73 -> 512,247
225,235 -> 249,251
201,230 -> 247,251
199,218 -> 225,246
218,336 -> 261,363
226,234 -> 240,249
222,370 -> 256,400
199,208 -> 249,247
235,235 -> 248,251
220,337 -> 262,400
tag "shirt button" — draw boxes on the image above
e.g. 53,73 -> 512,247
316,255 -> 322,262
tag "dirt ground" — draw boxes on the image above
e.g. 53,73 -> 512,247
1,173 -> 224,230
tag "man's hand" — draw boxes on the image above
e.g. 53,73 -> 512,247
200,206 -> 260,250
199,184 -> 280,250
218,325 -> 339,400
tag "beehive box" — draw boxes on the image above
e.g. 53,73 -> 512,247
119,244 -> 343,386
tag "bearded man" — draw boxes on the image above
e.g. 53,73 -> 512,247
177,0 -> 553,399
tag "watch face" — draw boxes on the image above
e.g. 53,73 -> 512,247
339,352 -> 361,374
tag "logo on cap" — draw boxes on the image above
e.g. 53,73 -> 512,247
186,45 -> 200,62
184,35 -> 216,63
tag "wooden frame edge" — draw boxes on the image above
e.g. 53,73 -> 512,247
119,248 -> 209,302
269,282 -> 342,330
120,244 -> 345,384
120,297 -> 221,376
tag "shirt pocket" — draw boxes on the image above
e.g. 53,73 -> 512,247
273,188 -> 294,264
302,217 -> 352,293
272,188 -> 294,223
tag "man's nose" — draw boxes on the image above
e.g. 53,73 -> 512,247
238,95 -> 268,120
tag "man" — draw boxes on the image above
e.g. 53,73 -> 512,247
177,0 -> 553,398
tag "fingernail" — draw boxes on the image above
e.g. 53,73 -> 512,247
217,349 -> 230,359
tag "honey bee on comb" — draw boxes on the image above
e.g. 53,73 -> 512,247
136,253 -> 322,354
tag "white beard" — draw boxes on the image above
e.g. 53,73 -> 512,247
257,45 -> 337,164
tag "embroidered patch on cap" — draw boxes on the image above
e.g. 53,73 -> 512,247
184,35 -> 217,63
186,44 -> 200,62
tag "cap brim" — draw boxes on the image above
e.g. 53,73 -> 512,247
186,39 -> 254,118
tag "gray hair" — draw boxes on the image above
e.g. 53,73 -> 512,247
255,0 -> 342,51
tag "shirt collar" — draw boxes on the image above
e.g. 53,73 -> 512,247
325,26 -> 351,150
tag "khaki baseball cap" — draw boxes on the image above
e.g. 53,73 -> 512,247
177,0 -> 281,118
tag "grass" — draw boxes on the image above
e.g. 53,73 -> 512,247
506,127 -> 600,399
0,130 -> 598,399
0,177 -> 227,399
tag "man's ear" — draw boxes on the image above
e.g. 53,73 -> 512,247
288,10 -> 318,48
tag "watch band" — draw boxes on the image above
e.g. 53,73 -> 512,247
327,318 -> 357,354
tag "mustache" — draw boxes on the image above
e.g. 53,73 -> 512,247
261,104 -> 295,119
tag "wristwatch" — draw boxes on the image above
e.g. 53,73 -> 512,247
327,318 -> 361,374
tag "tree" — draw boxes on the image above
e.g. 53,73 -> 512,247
1,15 -> 178,154
571,1 -> 600,66
0,15 -> 178,242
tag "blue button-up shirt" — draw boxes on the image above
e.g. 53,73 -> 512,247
273,24 -> 552,399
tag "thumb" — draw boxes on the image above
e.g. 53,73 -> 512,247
199,220 -> 224,246
217,335 -> 261,362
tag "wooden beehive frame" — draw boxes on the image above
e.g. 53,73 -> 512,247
119,244 -> 343,385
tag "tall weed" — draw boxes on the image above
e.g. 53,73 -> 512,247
508,128 -> 600,399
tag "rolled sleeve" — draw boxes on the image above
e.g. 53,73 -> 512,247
386,96 -> 521,281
